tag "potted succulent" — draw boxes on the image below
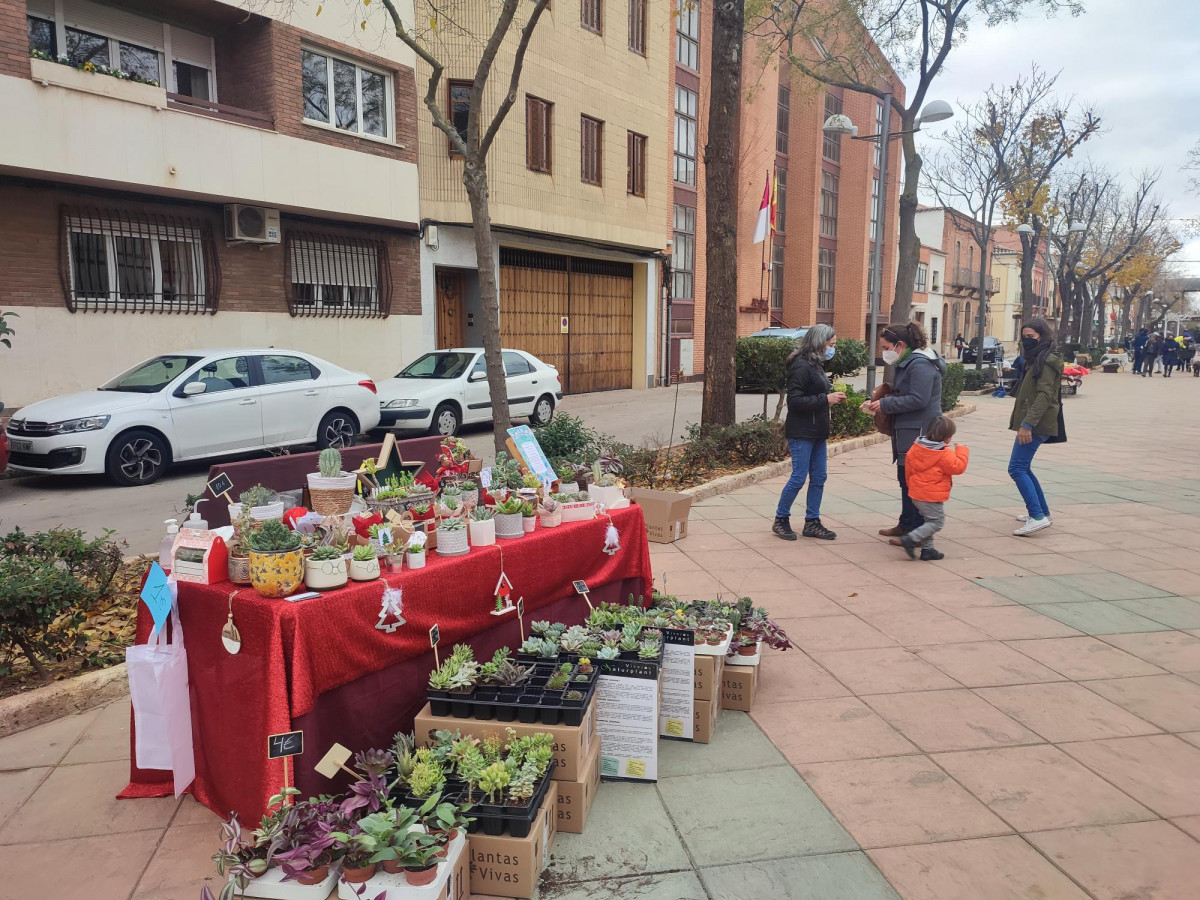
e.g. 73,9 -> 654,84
227,503 -> 255,585
493,495 -> 525,540
407,532 -> 427,569
468,505 -> 496,546
557,491 -> 597,523
538,496 -> 561,528
437,487 -> 463,519
307,447 -> 357,516
229,483 -> 284,524
459,480 -> 479,508
305,544 -> 348,591
436,515 -> 469,556
521,500 -> 537,533
246,518 -> 304,598
587,460 -> 626,509
349,544 -> 381,581
556,463 -> 579,493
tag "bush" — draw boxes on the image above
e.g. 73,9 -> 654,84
0,528 -> 125,679
829,338 -> 869,380
941,362 -> 965,412
531,413 -> 610,464
734,337 -> 793,393
829,387 -> 875,438
962,368 -> 990,391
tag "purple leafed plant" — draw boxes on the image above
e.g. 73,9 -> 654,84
339,769 -> 388,817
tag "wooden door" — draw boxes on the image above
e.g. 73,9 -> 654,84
436,269 -> 464,350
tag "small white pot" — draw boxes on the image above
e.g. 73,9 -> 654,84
349,557 -> 381,581
229,501 -> 286,522
469,518 -> 496,547
407,550 -> 427,569
560,500 -> 597,523
436,526 -> 470,556
305,557 -> 348,591
587,484 -> 625,509
522,516 -> 537,533
495,512 -> 525,539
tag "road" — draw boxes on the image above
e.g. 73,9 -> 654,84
0,381 -> 813,554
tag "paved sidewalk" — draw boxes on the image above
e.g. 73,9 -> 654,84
1,372 -> 1199,899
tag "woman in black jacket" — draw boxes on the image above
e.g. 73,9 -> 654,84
774,324 -> 846,541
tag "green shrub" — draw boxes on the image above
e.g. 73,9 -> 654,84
734,337 -> 793,393
941,362 -> 965,412
531,413 -> 610,464
829,387 -> 874,438
829,338 -> 869,380
0,528 -> 124,679
962,368 -> 990,391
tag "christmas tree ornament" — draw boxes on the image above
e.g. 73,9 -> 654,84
376,585 -> 406,633
490,548 -> 517,616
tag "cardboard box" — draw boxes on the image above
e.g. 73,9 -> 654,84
415,703 -> 597,782
468,783 -> 556,899
556,737 -> 601,834
693,697 -> 721,744
721,663 -> 758,712
631,488 -> 693,544
694,653 -> 724,703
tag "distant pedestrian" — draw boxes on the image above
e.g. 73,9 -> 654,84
954,334 -> 965,359
1009,318 -> 1063,537
1142,333 -> 1160,378
899,416 -> 969,561
1133,328 -> 1149,374
773,324 -> 844,542
1192,347 -> 1200,377
1162,338 -> 1178,378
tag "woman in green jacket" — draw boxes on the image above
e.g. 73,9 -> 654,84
1008,318 -> 1063,536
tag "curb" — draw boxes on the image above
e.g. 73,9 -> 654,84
0,663 -> 129,739
680,403 -> 977,504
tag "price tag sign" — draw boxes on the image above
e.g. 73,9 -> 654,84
429,623 -> 440,648
572,580 -> 589,596
206,471 -> 234,502
141,562 -> 174,635
267,731 -> 304,759
516,597 -> 525,619
479,467 -> 493,489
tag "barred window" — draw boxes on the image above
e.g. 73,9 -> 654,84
61,207 -> 218,314
582,0 -> 602,34
628,0 -> 646,54
286,231 -> 391,319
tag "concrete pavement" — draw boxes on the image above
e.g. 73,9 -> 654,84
2,371 -> 1199,899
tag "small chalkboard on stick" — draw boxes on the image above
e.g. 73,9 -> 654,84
206,472 -> 234,504
267,731 -> 303,759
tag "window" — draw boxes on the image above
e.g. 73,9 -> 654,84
582,0 -> 602,34
774,167 -> 787,234
776,84 -> 790,155
261,355 -> 317,385
287,231 -> 391,318
526,95 -> 553,173
874,101 -> 884,168
627,131 -> 647,196
870,177 -> 880,240
28,16 -> 55,56
503,351 -> 534,376
301,49 -> 389,138
931,269 -> 941,292
674,85 -> 697,185
183,357 -> 252,394
867,248 -> 880,296
672,204 -> 695,302
931,316 -> 939,345
173,61 -> 210,100
916,263 -> 928,293
818,248 -> 835,310
628,0 -> 646,54
66,26 -> 110,67
820,171 -> 838,238
770,242 -> 784,311
120,41 -> 159,83
448,80 -> 472,154
62,208 -> 215,314
581,115 -> 604,186
823,93 -> 842,162
676,1 -> 698,68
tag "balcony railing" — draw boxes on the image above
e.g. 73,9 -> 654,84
166,93 -> 274,130
949,267 -> 1000,294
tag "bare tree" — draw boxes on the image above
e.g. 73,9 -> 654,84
749,0 -> 1084,327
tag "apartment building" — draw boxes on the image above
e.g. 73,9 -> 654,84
914,206 -> 1001,355
0,0 -> 425,407
666,5 -> 904,378
416,0 -> 670,393
992,225 -> 1055,347
910,244 -> 946,349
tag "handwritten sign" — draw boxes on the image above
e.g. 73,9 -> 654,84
267,731 -> 304,759
516,597 -> 525,619
141,562 -> 173,634
507,425 -> 554,481
479,467 -> 493,489
572,580 -> 589,596
206,471 -> 234,501
429,623 -> 440,648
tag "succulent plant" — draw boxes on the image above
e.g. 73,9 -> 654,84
520,500 -> 536,517
309,544 -> 342,561
352,544 -> 376,562
547,671 -> 569,690
408,761 -> 443,798
538,638 -> 559,659
494,495 -> 525,515
238,484 -> 277,508
530,620 -> 552,636
470,506 -> 495,521
477,762 -> 510,805
597,646 -> 620,660
439,516 -> 466,532
442,482 -> 463,497
317,447 -> 343,478
638,640 -> 659,659
245,518 -> 301,553
508,765 -> 537,803
519,637 -> 543,655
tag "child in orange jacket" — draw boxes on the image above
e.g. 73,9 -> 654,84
899,415 -> 969,561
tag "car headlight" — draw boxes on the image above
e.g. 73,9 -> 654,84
382,399 -> 419,409
44,415 -> 111,434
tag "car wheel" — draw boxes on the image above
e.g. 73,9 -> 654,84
105,430 -> 168,486
317,410 -> 358,449
430,403 -> 461,437
529,394 -> 555,426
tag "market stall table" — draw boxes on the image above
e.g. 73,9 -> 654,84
120,505 -> 653,821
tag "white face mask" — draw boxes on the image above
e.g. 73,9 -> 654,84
881,348 -> 901,366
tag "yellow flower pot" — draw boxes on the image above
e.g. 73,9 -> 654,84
248,549 -> 305,598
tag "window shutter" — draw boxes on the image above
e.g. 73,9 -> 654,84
169,25 -> 213,68
65,0 -> 165,50
27,0 -> 54,19
526,98 -> 536,168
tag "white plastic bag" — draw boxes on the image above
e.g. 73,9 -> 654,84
126,581 -> 195,796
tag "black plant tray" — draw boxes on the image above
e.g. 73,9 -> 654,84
468,760 -> 558,838
428,665 -> 598,727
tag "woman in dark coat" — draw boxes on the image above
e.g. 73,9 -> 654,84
773,324 -> 846,541
1161,338 -> 1178,377
862,321 -> 947,540
1009,318 -> 1063,536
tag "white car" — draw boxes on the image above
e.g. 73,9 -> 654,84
6,349 -> 381,485
377,348 -> 562,436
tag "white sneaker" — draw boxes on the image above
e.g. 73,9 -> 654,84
1013,517 -> 1052,536
1016,514 -> 1052,524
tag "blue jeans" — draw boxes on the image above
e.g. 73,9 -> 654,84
776,439 -> 827,520
1008,433 -> 1050,519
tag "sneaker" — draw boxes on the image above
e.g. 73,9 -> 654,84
1013,516 -> 1052,537
1016,514 -> 1052,524
898,534 -> 917,559
803,519 -> 837,541
920,548 -> 945,561
772,516 -> 798,541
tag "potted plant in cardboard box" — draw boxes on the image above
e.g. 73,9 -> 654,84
349,544 -> 381,581
307,448 -> 357,516
245,519 -> 304,598
305,544 -> 348,591
468,505 -> 496,546
493,495 -> 525,539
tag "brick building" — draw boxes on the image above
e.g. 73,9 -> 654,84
0,0 -> 422,406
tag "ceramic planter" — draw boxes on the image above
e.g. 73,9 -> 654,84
469,518 -> 496,546
305,557 -> 348,591
408,550 -> 427,569
248,548 -> 304,598
558,481 -> 579,493
522,516 -> 537,534
349,557 -> 381,581
228,554 -> 252,585
539,510 -> 562,528
587,484 -> 625,509
436,525 -> 470,556
495,512 -> 524,539
461,489 -> 479,507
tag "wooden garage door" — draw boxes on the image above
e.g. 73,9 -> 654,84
499,248 -> 634,393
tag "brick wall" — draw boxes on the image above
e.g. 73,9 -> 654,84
214,15 -> 276,117
0,0 -> 32,80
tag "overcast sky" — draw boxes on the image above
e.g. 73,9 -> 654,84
909,0 -> 1200,276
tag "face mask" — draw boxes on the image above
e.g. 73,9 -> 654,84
824,346 -> 836,361
1021,337 -> 1039,353
881,349 -> 900,366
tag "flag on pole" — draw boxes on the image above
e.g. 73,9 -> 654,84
752,172 -> 771,244
769,171 -> 778,237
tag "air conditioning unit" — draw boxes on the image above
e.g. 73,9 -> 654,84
224,205 -> 281,243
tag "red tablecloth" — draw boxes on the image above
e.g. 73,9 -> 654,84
120,505 -> 652,821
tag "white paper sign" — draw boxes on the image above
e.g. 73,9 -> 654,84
479,467 -> 493,489
595,659 -> 660,782
658,628 -> 695,740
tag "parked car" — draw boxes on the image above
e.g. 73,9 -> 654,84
962,336 -> 1005,365
5,350 -> 380,485
377,348 -> 563,436
747,326 -> 810,341
0,404 -> 7,473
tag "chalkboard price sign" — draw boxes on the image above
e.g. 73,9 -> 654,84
267,730 -> 304,759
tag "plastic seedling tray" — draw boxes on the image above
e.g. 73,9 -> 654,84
236,866 -> 337,899
468,761 -> 557,838
693,623 -> 734,656
726,640 -> 763,667
335,832 -> 465,900
426,664 -> 597,726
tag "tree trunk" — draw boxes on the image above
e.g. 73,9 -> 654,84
890,122 -> 921,326
1120,294 -> 1133,341
1019,229 -> 1037,324
13,635 -> 50,681
1056,277 -> 1072,339
463,160 -> 513,455
700,0 -> 744,428
975,244 -> 988,373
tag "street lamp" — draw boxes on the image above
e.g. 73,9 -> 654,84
824,98 -> 953,392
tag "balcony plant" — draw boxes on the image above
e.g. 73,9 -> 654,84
468,505 -> 496,546
349,544 -> 381,581
245,519 -> 304,598
493,495 -> 525,540
436,515 -> 469,557
305,544 -> 348,591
